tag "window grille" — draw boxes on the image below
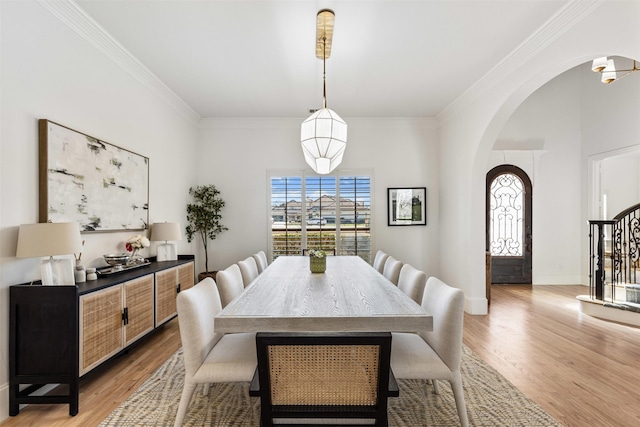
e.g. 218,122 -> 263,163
270,172 -> 371,263
489,173 -> 524,256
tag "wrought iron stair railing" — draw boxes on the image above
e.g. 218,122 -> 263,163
589,202 -> 640,311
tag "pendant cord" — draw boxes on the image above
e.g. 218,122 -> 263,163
322,35 -> 327,109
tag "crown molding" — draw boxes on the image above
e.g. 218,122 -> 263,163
198,117 -> 437,130
437,0 -> 606,126
37,0 -> 201,124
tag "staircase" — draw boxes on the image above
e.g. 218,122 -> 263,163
580,203 -> 640,326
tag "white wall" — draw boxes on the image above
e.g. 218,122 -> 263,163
600,155 -> 640,219
0,1 -> 199,420
438,1 -> 640,314
490,68 -> 583,285
196,118 -> 440,276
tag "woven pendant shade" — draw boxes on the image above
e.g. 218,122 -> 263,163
301,107 -> 347,175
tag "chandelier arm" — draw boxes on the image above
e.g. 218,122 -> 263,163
598,67 -> 639,74
606,70 -> 636,83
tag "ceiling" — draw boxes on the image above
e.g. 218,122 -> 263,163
75,0 -> 568,119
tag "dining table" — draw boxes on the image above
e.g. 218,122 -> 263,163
214,255 -> 432,333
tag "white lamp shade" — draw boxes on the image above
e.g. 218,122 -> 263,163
301,108 -> 347,175
601,59 -> 618,83
592,57 -> 608,73
151,222 -> 182,242
16,222 -> 82,258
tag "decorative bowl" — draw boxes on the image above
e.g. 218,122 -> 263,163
103,253 -> 130,267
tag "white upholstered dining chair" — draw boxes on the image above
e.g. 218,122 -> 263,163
174,277 -> 256,427
372,250 -> 389,274
382,256 -> 403,285
397,263 -> 427,304
252,250 -> 269,273
390,276 -> 469,427
215,263 -> 245,308
238,256 -> 259,287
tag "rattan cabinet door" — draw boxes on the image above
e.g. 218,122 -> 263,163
178,262 -> 195,292
123,275 -> 155,347
79,286 -> 123,376
155,268 -> 178,326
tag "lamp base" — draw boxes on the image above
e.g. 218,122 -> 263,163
157,242 -> 178,261
41,258 -> 75,286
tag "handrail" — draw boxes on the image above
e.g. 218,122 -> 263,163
613,202 -> 640,221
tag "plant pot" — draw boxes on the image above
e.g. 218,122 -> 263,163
309,257 -> 326,273
198,271 -> 218,282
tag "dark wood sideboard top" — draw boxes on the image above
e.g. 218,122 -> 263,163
12,255 -> 195,296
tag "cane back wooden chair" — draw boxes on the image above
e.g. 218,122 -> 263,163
250,332 -> 398,426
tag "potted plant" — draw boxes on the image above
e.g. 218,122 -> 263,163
185,185 -> 228,281
308,249 -> 327,273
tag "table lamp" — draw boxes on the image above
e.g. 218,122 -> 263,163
16,222 -> 83,285
151,222 -> 181,261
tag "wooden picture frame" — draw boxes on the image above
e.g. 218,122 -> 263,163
387,187 -> 426,226
39,119 -> 149,232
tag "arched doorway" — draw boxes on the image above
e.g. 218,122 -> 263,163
486,165 -> 532,284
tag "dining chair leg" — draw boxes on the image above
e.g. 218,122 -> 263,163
202,383 -> 210,396
451,374 -> 469,427
432,379 -> 441,395
174,382 -> 197,427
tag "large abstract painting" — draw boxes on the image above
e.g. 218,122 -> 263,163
39,120 -> 149,232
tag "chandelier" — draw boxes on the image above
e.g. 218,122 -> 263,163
591,56 -> 639,84
300,9 -> 347,175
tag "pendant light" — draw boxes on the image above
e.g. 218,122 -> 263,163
591,56 -> 640,84
300,9 -> 347,175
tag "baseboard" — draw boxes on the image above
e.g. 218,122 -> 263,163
532,274 -> 583,285
465,296 -> 488,315
0,382 -> 8,422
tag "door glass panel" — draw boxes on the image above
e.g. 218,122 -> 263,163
489,173 -> 524,256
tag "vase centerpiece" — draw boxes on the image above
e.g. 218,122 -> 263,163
308,249 -> 327,273
125,234 -> 150,265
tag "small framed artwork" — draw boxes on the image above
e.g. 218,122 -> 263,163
387,187 -> 426,226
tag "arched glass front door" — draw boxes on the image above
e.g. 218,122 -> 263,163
486,165 -> 532,284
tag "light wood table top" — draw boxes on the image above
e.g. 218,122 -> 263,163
215,255 -> 432,333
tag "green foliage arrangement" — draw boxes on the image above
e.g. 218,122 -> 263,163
308,249 -> 326,258
185,185 -> 228,274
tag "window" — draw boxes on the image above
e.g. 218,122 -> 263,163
270,172 -> 372,263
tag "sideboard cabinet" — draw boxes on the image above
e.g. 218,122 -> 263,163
155,262 -> 195,326
9,256 -> 194,416
79,274 -> 155,375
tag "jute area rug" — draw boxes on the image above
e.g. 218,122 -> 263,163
99,345 -> 562,426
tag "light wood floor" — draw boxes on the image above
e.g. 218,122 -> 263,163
3,285 -> 640,426
1,320 -> 182,427
465,285 -> 640,427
